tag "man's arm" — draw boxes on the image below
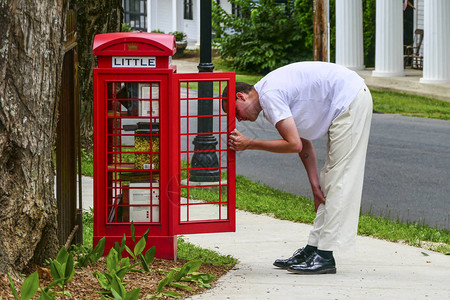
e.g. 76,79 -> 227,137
229,117 -> 302,153
298,138 -> 325,212
229,118 -> 325,211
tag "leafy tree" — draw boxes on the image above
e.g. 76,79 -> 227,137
295,0 -> 314,52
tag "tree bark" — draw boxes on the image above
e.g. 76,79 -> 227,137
76,0 -> 122,150
0,0 -> 67,275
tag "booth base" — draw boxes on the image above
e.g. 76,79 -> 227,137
94,235 -> 177,260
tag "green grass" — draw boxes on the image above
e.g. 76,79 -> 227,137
235,74 -> 263,86
180,160 -> 228,201
358,215 -> 450,253
81,149 -> 94,177
82,208 -> 94,248
235,175 -> 315,223
81,147 -> 135,177
371,90 -> 450,120
177,237 -> 236,266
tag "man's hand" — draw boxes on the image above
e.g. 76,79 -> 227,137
229,129 -> 252,151
312,185 -> 326,212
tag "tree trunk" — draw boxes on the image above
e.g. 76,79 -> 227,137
0,0 -> 67,275
76,0 -> 122,150
313,0 -> 328,62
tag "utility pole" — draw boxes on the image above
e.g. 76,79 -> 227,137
190,0 -> 220,182
313,0 -> 329,62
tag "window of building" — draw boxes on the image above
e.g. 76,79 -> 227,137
123,0 -> 147,31
184,0 -> 193,20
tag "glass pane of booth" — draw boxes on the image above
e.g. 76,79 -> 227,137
105,81 -> 161,224
179,79 -> 231,223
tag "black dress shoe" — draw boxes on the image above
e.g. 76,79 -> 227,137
287,252 -> 336,274
273,248 -> 310,269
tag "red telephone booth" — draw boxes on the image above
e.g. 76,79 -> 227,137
93,32 -> 235,259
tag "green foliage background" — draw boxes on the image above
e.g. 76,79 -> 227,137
212,0 -> 378,74
362,0 -> 376,67
212,0 -> 312,74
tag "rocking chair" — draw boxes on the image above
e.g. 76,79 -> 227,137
404,29 -> 424,69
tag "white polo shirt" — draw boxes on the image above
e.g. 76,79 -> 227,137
254,62 -> 364,140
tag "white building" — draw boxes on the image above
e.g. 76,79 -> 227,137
122,0 -> 450,83
123,0 -> 236,48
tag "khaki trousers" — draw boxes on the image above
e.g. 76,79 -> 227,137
308,84 -> 373,251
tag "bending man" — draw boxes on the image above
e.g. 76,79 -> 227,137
224,61 -> 373,274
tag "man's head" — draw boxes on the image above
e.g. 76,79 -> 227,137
222,82 -> 261,122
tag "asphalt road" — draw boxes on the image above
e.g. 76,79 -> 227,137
233,112 -> 450,230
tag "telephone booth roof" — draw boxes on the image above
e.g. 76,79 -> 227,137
93,32 -> 176,56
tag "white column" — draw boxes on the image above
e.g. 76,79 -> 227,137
420,0 -> 450,83
372,0 -> 404,77
326,0 -> 330,62
148,0 -> 158,32
172,0 -> 177,32
147,0 -> 151,32
196,0 -> 201,47
335,0 -> 364,70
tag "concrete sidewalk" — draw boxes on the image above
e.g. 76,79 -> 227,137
184,211 -> 450,299
81,177 -> 450,299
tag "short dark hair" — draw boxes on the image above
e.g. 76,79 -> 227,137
221,82 -> 254,112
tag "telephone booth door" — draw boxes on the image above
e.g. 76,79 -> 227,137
170,72 -> 236,235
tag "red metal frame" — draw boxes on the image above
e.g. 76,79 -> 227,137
93,33 -> 236,260
170,73 -> 236,235
94,70 -> 174,258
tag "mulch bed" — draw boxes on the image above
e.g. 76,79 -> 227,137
0,258 -> 233,299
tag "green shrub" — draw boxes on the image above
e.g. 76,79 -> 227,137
212,0 -> 312,74
170,31 -> 187,42
121,23 -> 132,32
362,0 -> 376,67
